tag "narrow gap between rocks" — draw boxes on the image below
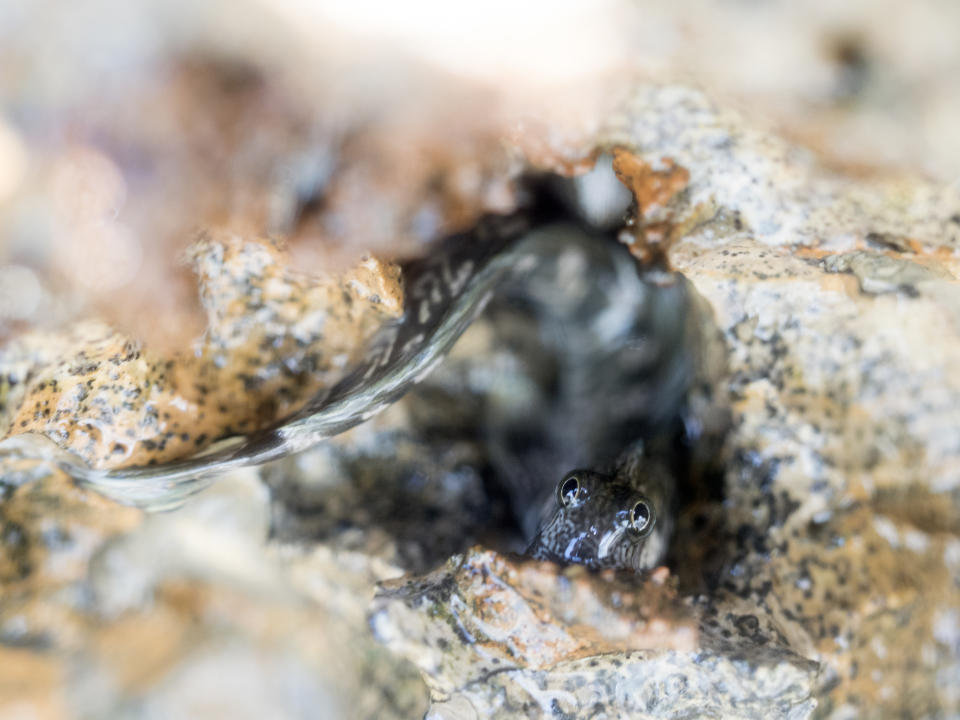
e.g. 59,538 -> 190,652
265,163 -> 733,587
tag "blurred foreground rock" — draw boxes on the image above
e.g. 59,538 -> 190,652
0,466 -> 428,719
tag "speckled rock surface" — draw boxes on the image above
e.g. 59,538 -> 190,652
591,84 -> 960,717
355,83 -> 960,719
371,548 -> 818,719
0,234 -> 401,468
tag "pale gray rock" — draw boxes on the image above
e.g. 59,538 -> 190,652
370,549 -> 818,719
594,83 -> 960,717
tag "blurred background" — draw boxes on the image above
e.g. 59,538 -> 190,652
2,0 -> 960,349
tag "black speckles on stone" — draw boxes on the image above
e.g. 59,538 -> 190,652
237,373 -> 263,391
735,523 -> 770,557
550,698 -> 575,719
0,629 -> 53,651
662,672 -> 689,697
735,614 -> 760,637
1,521 -> 32,581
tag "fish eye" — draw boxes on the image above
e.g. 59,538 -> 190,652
629,498 -> 655,535
557,474 -> 584,507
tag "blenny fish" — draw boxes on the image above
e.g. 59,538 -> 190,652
2,183 -> 721,578
527,444 -> 675,571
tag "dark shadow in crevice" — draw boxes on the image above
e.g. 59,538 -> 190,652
264,170 -> 732,575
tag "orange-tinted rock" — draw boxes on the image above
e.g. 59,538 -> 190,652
1,234 -> 402,469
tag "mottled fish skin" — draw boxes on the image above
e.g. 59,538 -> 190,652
526,445 -> 675,572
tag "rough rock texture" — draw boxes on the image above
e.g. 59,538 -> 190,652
371,548 -> 817,719
0,235 -> 401,468
0,42 -> 518,352
352,84 -> 960,719
595,85 -> 960,717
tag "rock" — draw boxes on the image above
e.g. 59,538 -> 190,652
593,84 -> 960,717
371,548 -> 818,719
3,4 -> 960,718
0,235 -> 401,469
0,464 -> 429,719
